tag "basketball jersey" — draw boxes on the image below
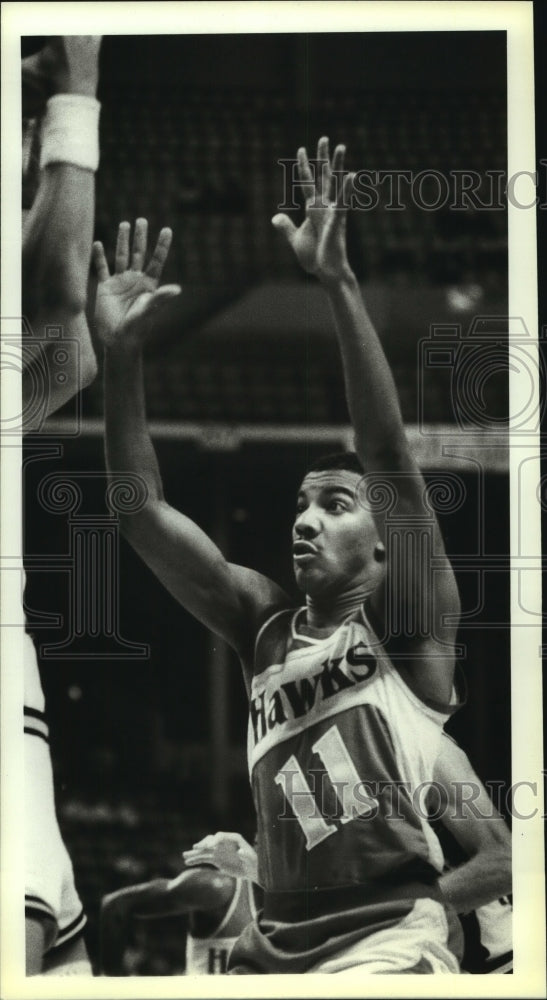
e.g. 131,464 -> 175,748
248,605 -> 458,897
185,879 -> 257,975
24,613 -> 87,952
25,631 -> 46,712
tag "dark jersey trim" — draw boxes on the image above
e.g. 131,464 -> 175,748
24,705 -> 47,721
25,897 -> 56,921
24,725 -> 49,743
52,909 -> 87,950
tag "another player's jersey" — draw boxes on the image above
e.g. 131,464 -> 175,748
460,896 -> 513,974
248,605 -> 458,897
185,879 -> 257,975
25,631 -> 46,714
23,570 -> 46,715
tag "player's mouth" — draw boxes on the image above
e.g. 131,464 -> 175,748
293,541 -> 318,563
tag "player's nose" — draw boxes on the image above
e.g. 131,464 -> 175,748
294,507 -> 321,539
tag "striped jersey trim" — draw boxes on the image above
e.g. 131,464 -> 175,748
24,706 -> 46,721
25,899 -> 86,952
53,908 -> 87,950
24,726 -> 49,743
25,896 -> 56,921
24,705 -> 49,741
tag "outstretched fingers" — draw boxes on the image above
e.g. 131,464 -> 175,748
92,241 -> 110,282
115,221 -> 131,273
130,217 -> 148,271
145,227 -> 173,282
316,135 -> 331,202
149,284 -> 182,302
271,212 -> 298,245
335,170 -> 354,213
330,143 -> 347,202
297,146 -> 317,205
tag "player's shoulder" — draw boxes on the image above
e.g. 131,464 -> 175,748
253,603 -> 297,676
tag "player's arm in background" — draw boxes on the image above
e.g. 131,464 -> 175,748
433,735 -> 512,914
96,221 -> 289,683
22,37 -> 102,426
99,868 -> 235,975
273,138 -> 460,705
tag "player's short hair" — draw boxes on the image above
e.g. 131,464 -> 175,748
305,451 -> 364,477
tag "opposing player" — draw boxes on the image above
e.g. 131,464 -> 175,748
22,36 -> 100,428
21,36 -> 101,974
99,859 -> 258,976
97,138 -> 463,973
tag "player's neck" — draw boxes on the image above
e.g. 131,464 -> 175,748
304,584 -> 370,631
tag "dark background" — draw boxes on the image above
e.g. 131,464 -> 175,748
21,29 -> 516,973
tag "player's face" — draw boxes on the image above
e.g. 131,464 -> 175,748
292,470 -> 380,596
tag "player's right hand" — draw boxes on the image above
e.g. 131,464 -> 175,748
182,832 -> 258,883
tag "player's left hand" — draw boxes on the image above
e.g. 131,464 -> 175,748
272,136 -> 354,284
182,832 -> 258,883
93,219 -> 181,348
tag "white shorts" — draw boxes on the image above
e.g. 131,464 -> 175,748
25,637 -> 86,952
309,898 -> 461,974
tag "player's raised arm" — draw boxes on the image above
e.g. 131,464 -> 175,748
273,137 -> 460,704
97,221 -> 288,672
22,37 -> 102,426
433,736 -> 512,914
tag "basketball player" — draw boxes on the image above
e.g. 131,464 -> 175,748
185,736 -> 513,976
99,862 -> 258,976
22,36 -> 100,428
21,36 -> 101,974
97,137 -> 464,973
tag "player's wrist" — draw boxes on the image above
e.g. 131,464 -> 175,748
317,265 -> 358,291
40,94 -> 101,172
103,333 -> 144,358
55,68 -> 99,98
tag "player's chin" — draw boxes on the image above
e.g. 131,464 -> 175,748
293,563 -> 325,595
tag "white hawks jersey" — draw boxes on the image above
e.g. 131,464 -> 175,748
248,604 -> 459,896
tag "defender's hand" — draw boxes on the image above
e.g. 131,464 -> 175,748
93,219 -> 180,349
272,136 -> 354,284
182,832 -> 258,883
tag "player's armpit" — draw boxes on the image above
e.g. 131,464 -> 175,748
366,582 -> 459,707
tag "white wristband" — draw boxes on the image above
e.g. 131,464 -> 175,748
40,94 -> 101,172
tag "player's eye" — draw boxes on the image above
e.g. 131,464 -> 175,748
328,498 -> 348,513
